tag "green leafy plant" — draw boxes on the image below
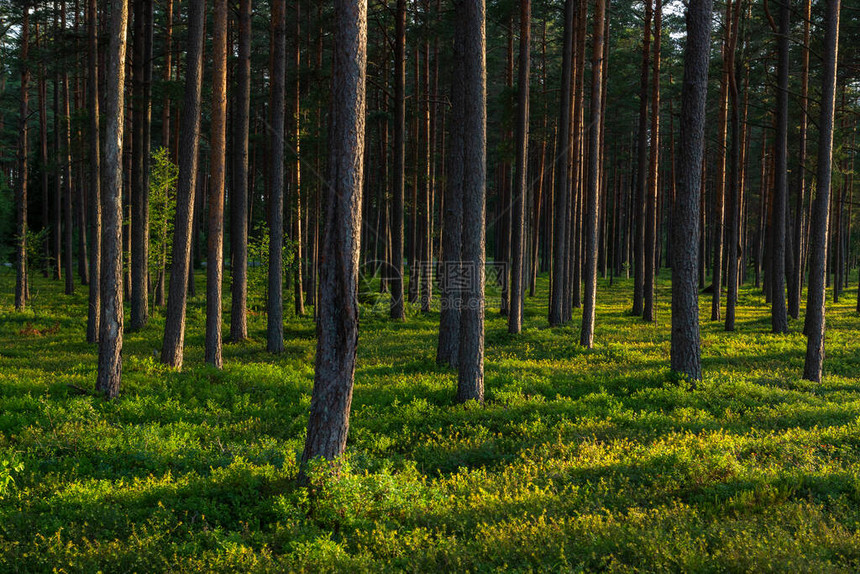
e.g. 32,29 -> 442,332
148,147 -> 178,297
0,455 -> 23,499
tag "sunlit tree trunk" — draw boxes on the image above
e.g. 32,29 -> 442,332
267,0 -> 286,353
161,0 -> 206,368
15,2 -> 30,312
96,0 -> 129,398
86,0 -> 101,342
803,0 -> 840,382
301,0 -> 367,464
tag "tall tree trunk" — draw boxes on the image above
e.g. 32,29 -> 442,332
643,0 -> 661,322
205,0 -> 227,368
725,0 -> 741,331
61,1 -> 74,296
670,0 -> 713,382
420,24 -> 433,314
437,1 -> 465,367
508,0 -> 530,334
579,0 -> 605,346
230,0 -> 251,341
548,0 -> 575,327
15,2 -> 30,312
770,0 -> 789,333
301,0 -> 367,465
455,0 -> 486,403
803,0 -> 840,382
632,0 -> 652,316
267,0 -> 286,353
161,0 -> 206,368
294,1 -> 305,317
96,0 -> 129,398
162,0 -> 173,150
131,0 -> 149,329
710,0 -> 730,320
86,0 -> 101,342
390,0 -> 406,320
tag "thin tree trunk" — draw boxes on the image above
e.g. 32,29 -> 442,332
161,0 -> 206,369
96,0 -> 129,398
549,0 -> 575,327
632,0 -> 652,316
509,0 -> 530,334
230,0 -> 251,341
711,0 -> 730,320
803,0 -> 840,382
579,0 -> 605,346
301,0 -> 366,465
15,2 -> 30,312
131,0 -> 149,329
389,0 -> 406,319
643,0 -> 661,322
725,0 -> 741,331
86,0 -> 101,342
267,0 -> 286,353
294,1 -> 305,317
770,0 -> 789,333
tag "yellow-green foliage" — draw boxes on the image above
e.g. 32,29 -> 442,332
2,268 -> 860,572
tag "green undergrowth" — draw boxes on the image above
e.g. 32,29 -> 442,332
2,267 -> 860,572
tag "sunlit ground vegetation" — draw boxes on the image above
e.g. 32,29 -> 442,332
3,269 -> 860,572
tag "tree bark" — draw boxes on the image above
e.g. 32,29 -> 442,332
437,1 -> 465,367
294,1 -> 305,318
548,0 -> 575,327
161,0 -> 206,369
456,0 -> 486,403
301,0 -> 367,465
632,0 -> 652,316
205,0 -> 227,368
230,0 -> 251,341
803,0 -> 840,382
579,0 -> 605,347
770,0 -> 789,333
86,0 -> 101,342
267,0 -> 286,353
96,0 -> 129,398
131,0 -> 149,329
643,0 -> 661,322
390,0 -> 406,320
15,2 -> 30,312
670,0 -> 713,382
508,0 -> 530,335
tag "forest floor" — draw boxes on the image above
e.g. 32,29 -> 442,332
2,268 -> 860,572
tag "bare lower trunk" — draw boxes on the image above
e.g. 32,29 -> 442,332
670,0 -> 713,382
803,0 -> 840,381
456,0 -> 486,403
15,3 -> 30,312
301,0 -> 366,465
508,0 -> 530,335
205,0 -> 227,368
96,0 -> 129,398
161,0 -> 205,369
86,0 -> 101,342
771,0 -> 789,334
267,0 -> 286,353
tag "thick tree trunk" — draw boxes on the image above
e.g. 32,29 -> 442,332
803,0 -> 840,382
548,0 -> 575,327
508,0 -> 530,335
267,0 -> 286,353
96,0 -> 129,398
771,0 -> 789,333
86,0 -> 101,342
15,3 -> 30,312
161,0 -> 206,369
205,0 -> 227,368
670,0 -> 713,382
230,0 -> 251,341
301,0 -> 366,465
